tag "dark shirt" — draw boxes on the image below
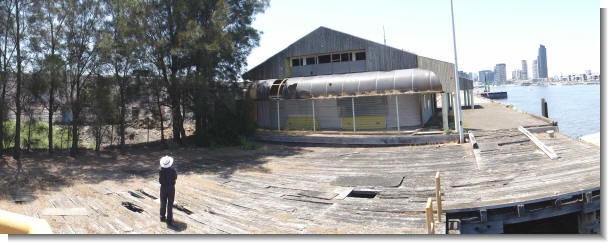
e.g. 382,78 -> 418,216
159,167 -> 177,186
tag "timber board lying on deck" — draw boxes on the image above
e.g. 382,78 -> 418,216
0,128 -> 599,234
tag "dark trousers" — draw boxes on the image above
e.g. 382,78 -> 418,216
160,185 -> 175,221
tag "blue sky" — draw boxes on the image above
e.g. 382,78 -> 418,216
246,0 -> 600,79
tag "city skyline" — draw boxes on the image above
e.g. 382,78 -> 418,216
246,1 -> 599,80
537,45 -> 549,79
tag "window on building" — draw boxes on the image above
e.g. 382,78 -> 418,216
318,54 -> 331,64
305,56 -> 316,65
355,51 -> 366,61
291,58 -> 302,67
331,53 -> 342,62
341,53 -> 352,62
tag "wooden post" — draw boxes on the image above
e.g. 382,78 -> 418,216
426,197 -> 434,234
541,98 -> 548,118
435,172 -> 442,222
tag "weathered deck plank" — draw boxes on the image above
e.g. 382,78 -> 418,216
0,126 -> 599,234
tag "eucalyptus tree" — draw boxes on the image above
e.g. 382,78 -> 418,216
144,0 -> 190,143
89,74 -> 116,152
63,0 -> 105,156
145,0 -> 267,144
13,0 -> 25,160
0,0 -> 15,154
28,0 -> 68,153
186,0 -> 267,145
99,0 -> 146,153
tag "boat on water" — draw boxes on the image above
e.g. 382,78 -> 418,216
481,91 -> 508,99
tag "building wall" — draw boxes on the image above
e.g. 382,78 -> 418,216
521,60 -> 528,80
386,94 -> 423,129
416,56 -> 472,92
494,63 -> 507,83
254,94 -> 427,131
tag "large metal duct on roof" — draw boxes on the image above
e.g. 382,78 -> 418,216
250,68 -> 442,100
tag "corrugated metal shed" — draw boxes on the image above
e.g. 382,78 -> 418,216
243,26 -> 418,81
244,26 -> 471,93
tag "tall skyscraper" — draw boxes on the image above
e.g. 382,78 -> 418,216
537,45 -> 548,78
521,60 -> 528,80
532,59 -> 538,79
478,70 -> 494,84
494,63 -> 507,84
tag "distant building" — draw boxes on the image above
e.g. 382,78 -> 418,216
478,70 -> 494,84
512,70 -> 522,81
532,59 -> 539,79
458,71 -> 473,81
521,60 -> 528,80
537,45 -> 548,78
494,63 -> 507,84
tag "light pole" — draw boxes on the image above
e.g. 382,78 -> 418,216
450,0 -> 465,143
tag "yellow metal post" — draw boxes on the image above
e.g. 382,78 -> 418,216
0,209 -> 53,234
435,171 -> 443,222
426,197 -> 434,234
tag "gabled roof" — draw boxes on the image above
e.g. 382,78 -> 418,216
243,26 -> 419,80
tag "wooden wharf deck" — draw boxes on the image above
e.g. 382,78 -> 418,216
0,99 -> 600,234
0,126 -> 599,234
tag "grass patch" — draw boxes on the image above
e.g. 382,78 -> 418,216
2,121 -> 73,150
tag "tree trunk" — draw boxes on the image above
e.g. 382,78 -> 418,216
119,76 -> 126,154
27,118 -> 32,151
171,94 -> 182,143
70,80 -> 80,157
0,72 -> 6,154
70,110 -> 78,157
48,85 -> 54,153
169,75 -> 182,143
94,124 -> 101,152
156,97 -> 164,143
14,0 -> 22,162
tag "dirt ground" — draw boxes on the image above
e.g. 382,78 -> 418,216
0,138 -> 268,200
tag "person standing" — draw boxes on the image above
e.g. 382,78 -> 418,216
159,155 -> 177,225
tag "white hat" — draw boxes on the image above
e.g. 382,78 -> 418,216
160,156 -> 174,168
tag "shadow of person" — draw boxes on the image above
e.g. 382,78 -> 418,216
167,219 -> 187,232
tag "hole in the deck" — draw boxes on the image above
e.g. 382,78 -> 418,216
175,204 -> 193,215
122,201 -> 144,213
347,190 -> 377,198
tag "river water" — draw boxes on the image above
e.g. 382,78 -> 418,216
475,84 -> 600,139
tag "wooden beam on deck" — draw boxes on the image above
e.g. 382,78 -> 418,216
518,126 -> 559,160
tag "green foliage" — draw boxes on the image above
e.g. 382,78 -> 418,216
239,136 -> 255,150
0,0 -> 270,154
2,121 -> 72,150
192,80 -> 258,147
